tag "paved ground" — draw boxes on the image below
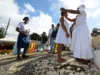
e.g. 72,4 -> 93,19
0,51 -> 99,75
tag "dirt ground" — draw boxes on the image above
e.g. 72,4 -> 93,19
0,51 -> 99,75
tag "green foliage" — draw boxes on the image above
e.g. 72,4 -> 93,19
30,32 -> 41,41
0,27 -> 5,38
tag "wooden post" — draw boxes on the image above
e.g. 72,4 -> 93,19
5,18 -> 11,37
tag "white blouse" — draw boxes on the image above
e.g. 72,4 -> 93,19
17,22 -> 30,33
76,8 -> 87,26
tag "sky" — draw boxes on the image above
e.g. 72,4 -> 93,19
0,0 -> 100,39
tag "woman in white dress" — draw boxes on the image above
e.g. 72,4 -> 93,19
56,11 -> 70,63
61,5 -> 93,64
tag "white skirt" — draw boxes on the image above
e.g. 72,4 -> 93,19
71,24 -> 94,59
55,27 -> 71,47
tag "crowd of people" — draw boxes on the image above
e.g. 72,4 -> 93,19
46,5 -> 94,64
15,4 -> 100,70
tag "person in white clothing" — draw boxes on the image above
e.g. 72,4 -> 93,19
16,17 -> 30,60
56,11 -> 70,63
61,5 -> 94,64
48,24 -> 55,53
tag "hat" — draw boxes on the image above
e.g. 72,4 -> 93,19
23,17 -> 29,21
93,28 -> 98,32
78,5 -> 85,8
78,5 -> 85,11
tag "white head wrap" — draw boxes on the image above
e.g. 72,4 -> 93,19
78,5 -> 85,11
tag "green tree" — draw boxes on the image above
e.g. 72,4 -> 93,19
0,27 -> 5,38
30,32 -> 41,41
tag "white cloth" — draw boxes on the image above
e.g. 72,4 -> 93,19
71,6 -> 93,59
94,50 -> 100,69
55,17 -> 71,47
17,22 -> 30,33
24,24 -> 30,34
43,41 -> 50,50
49,28 -> 54,36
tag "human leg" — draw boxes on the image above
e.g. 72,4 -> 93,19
49,37 -> 54,53
57,44 -> 65,63
17,48 -> 21,60
22,48 -> 29,58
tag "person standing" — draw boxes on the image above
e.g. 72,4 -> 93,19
55,12 -> 70,63
41,32 -> 48,50
61,5 -> 93,64
16,17 -> 30,60
51,23 -> 60,54
91,28 -> 100,37
48,24 -> 55,53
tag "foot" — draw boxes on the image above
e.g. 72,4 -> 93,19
67,47 -> 70,51
52,52 -> 57,54
16,57 -> 21,61
58,58 -> 66,63
22,55 -> 29,58
61,58 -> 66,60
75,58 -> 81,62
88,64 -> 99,69
80,60 -> 90,65
48,51 -> 52,54
86,60 -> 91,64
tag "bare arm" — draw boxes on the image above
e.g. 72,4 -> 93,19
92,39 -> 95,49
48,29 -> 51,38
60,17 -> 68,34
48,33 -> 50,38
61,8 -> 80,14
70,23 -> 75,32
66,17 -> 76,22
16,27 -> 26,35
16,27 -> 20,32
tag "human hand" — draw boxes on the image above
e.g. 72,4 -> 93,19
21,31 -> 27,35
66,33 -> 69,38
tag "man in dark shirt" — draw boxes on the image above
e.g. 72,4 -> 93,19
51,23 -> 60,53
51,23 -> 59,39
41,32 -> 48,50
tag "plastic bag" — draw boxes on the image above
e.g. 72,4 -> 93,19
13,43 -> 24,54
